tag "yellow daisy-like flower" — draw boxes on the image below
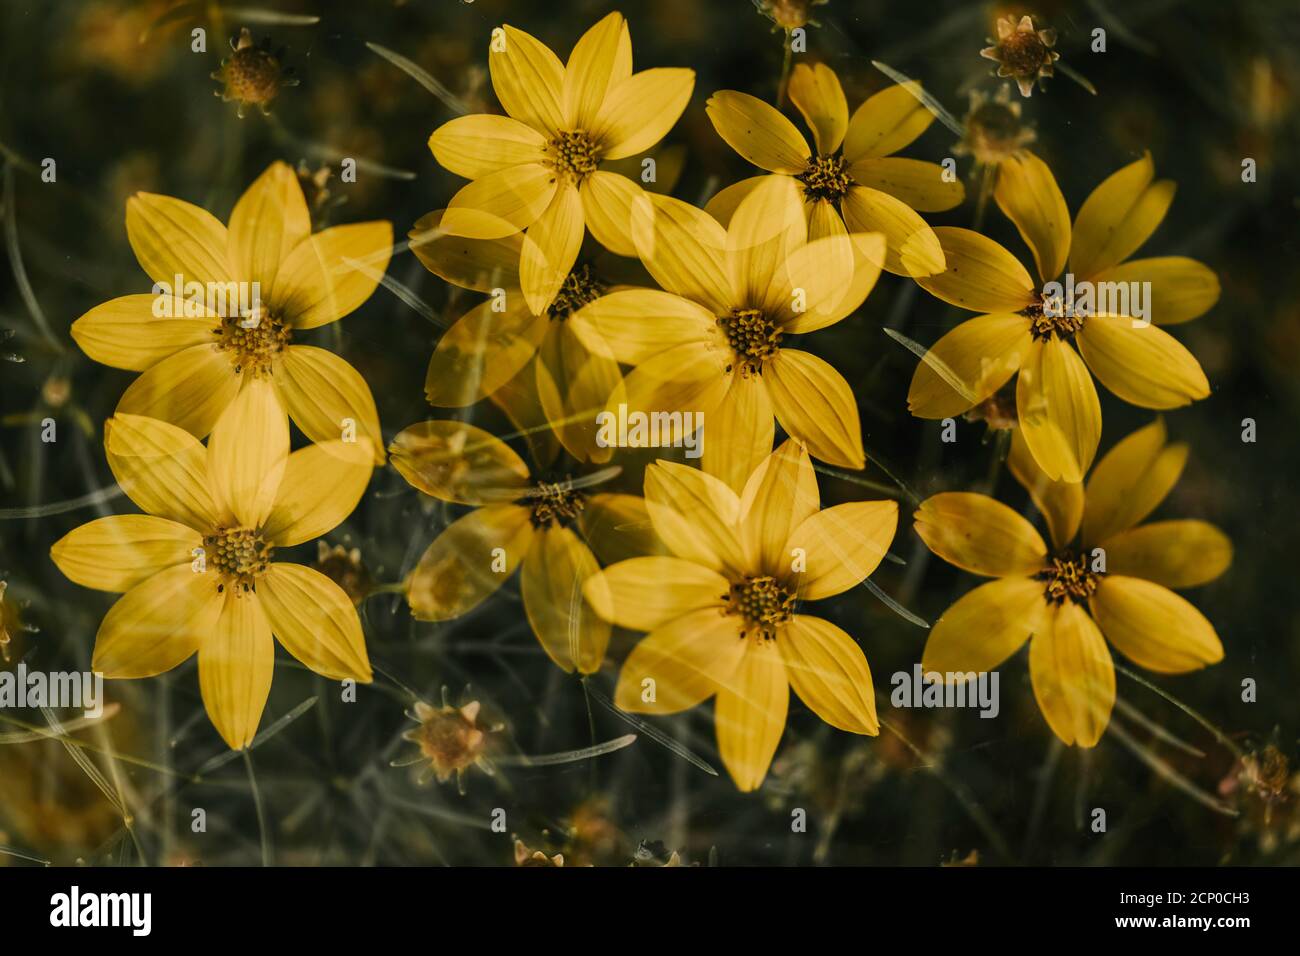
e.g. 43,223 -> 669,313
429,11 -> 695,314
907,151 -> 1217,481
571,176 -> 886,491
584,440 -> 899,791
71,161 -> 393,463
409,210 -> 619,464
704,63 -> 964,278
389,420 -> 658,674
50,383 -> 376,749
916,421 -> 1230,747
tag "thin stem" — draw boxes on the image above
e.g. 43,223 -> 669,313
776,33 -> 793,107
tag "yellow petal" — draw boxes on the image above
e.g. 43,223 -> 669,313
906,313 -> 1032,419
409,209 -> 522,292
786,500 -> 898,599
1099,520 -> 1232,589
228,162 -> 311,294
1076,314 -> 1209,409
1088,257 -> 1219,326
1029,601 -> 1114,747
402,561 -> 497,659
389,420 -> 530,505
206,379 -> 288,529
199,590 -> 274,749
788,63 -> 848,154
922,576 -> 1048,674
591,68 -> 695,159
1090,575 -> 1223,673
262,440 -> 374,547
72,295 -> 218,371
850,157 -> 965,212
630,192 -> 733,314
275,221 -> 393,328
765,348 -> 865,469
52,515 -> 199,593
780,615 -> 878,734
841,185 -> 945,277
1083,419 -> 1187,545
277,345 -> 384,464
992,151 -> 1070,282
488,24 -> 566,135
520,184 -> 585,314
117,343 -> 241,438
570,288 -> 715,363
914,491 -> 1047,577
520,524 -> 610,674
607,342 -> 731,436
714,638 -> 788,791
726,175 -> 807,314
489,354 -> 562,467
580,170 -> 643,257
703,372 -> 774,495
439,164 -> 558,240
1007,424 -> 1083,549
706,90 -> 811,173
776,230 -> 876,332
407,504 -> 534,620
1016,337 -> 1100,483
841,81 -> 933,162
613,607 -> 746,714
104,413 -> 219,530
258,563 -> 372,681
535,320 -> 623,462
913,227 -> 1037,312
93,564 -> 222,677
428,114 -> 546,179
737,438 -> 819,575
643,460 -> 746,574
563,11 -> 625,128
426,298 -> 546,406
579,492 -> 662,565
702,175 -> 768,227
584,556 -> 728,631
1070,152 -> 1175,279
126,192 -> 234,290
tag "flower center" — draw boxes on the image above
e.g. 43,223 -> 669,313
547,264 -> 605,320
717,307 -> 783,377
1024,298 -> 1083,341
216,307 -> 290,376
546,130 -> 601,183
204,527 -> 273,591
797,153 -> 853,204
999,30 -> 1053,78
727,575 -> 796,639
526,478 -> 586,529
1036,552 -> 1101,605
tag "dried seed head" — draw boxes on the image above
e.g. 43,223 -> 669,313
954,85 -> 1036,167
212,28 -> 298,117
314,541 -> 373,606
980,15 -> 1061,97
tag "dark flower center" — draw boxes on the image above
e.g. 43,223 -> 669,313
526,478 -> 587,529
1036,552 -> 1101,605
204,527 -> 273,590
547,264 -> 605,320
797,153 -> 853,204
546,130 -> 601,182
717,307 -> 783,377
216,307 -> 290,375
727,575 -> 796,639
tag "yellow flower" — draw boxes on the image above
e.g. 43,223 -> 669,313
50,383 -> 376,749
907,151 -> 1216,481
409,211 -> 620,463
584,440 -> 898,791
915,420 -> 1231,747
571,176 -> 886,491
429,11 -> 695,314
704,64 -> 964,277
71,161 -> 393,463
389,420 -> 658,674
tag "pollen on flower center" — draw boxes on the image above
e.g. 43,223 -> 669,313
216,308 -> 290,375
547,264 -> 605,320
526,478 -> 586,529
797,153 -> 853,203
1036,552 -> 1101,604
717,307 -> 783,377
546,130 -> 601,182
727,575 -> 796,639
1023,299 -> 1083,340
204,527 -> 273,590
